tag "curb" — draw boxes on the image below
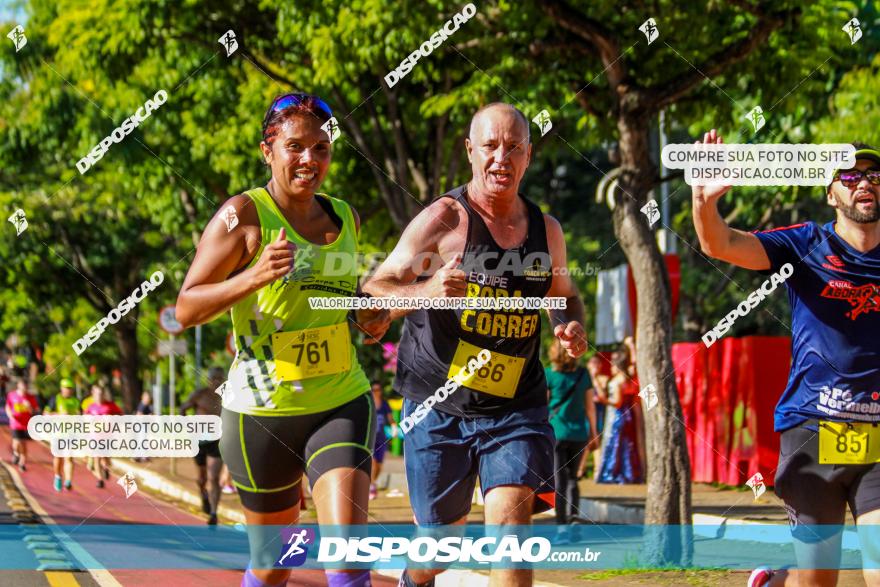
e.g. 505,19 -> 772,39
579,497 -> 862,548
109,461 -> 571,584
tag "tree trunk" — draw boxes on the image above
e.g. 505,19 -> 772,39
114,317 -> 142,413
614,113 -> 693,565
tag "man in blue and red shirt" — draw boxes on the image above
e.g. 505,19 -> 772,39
693,130 -> 880,587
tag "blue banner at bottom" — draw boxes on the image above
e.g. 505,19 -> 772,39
1,524 -> 877,570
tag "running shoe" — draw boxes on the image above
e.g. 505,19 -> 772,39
96,479 -> 104,489
54,475 -> 62,492
747,567 -> 774,587
207,513 -> 218,526
554,527 -> 572,545
221,484 -> 236,494
12,452 -> 19,465
64,480 -> 72,491
369,483 -> 378,501
102,467 -> 110,481
18,463 -> 25,472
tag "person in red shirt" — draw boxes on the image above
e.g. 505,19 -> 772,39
5,378 -> 39,472
84,384 -> 122,487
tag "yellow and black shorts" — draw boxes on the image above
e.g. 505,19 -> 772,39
219,392 -> 374,512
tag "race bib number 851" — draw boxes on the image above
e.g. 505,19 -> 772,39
818,421 -> 880,465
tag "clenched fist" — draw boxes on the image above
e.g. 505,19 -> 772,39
554,321 -> 587,358
423,253 -> 467,298
250,228 -> 296,289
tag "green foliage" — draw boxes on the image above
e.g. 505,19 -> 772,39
1,0 -> 878,387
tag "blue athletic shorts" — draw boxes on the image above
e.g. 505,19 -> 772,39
402,399 -> 556,525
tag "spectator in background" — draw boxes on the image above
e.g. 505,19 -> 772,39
546,339 -> 598,543
85,384 -> 122,488
5,378 -> 39,472
135,391 -> 153,415
133,391 -> 153,463
623,336 -> 647,475
581,355 -> 606,480
370,382 -> 396,501
0,364 -> 9,404
596,349 -> 643,484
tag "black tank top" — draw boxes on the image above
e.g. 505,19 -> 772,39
393,184 -> 553,416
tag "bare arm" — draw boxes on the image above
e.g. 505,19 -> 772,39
593,374 -> 610,403
363,199 -> 466,319
585,384 -> 598,444
179,389 -> 201,415
544,215 -> 587,357
175,195 -> 295,328
692,130 -> 771,271
607,378 -> 623,408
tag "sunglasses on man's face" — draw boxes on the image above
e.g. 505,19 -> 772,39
833,169 -> 880,188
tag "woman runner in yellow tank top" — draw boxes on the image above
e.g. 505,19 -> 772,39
175,94 -> 389,587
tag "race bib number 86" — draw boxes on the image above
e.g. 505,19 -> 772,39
447,339 -> 524,398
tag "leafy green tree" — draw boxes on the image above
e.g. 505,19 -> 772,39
522,0 -> 876,563
2,3 -> 877,567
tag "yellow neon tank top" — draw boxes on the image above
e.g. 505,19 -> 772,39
223,187 -> 369,416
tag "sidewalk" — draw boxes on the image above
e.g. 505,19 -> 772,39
109,454 -> 486,526
577,478 -> 790,525
98,453 -> 873,587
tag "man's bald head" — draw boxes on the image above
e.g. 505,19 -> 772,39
468,103 -> 530,144
465,102 -> 533,199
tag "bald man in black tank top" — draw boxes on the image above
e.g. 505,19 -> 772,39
365,102 -> 587,587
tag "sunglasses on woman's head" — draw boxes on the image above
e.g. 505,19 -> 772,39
833,169 -> 880,188
264,93 -> 333,124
